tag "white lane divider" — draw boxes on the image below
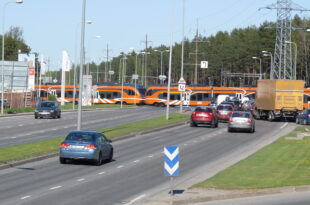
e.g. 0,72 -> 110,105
21,195 -> 31,200
77,178 -> 85,182
98,171 -> 105,175
19,124 -> 24,127
50,185 -> 62,190
124,194 -> 146,205
117,165 -> 124,169
148,155 -> 153,158
280,122 -> 288,129
133,160 -> 140,163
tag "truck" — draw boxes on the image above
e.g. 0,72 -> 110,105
254,80 -> 304,121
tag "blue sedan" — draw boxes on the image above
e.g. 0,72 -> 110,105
296,109 -> 310,125
59,131 -> 113,165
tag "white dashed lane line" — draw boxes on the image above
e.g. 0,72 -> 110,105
148,155 -> 153,158
133,160 -> 140,163
77,178 -> 85,182
117,165 -> 124,169
21,195 -> 31,200
98,171 -> 105,175
50,185 -> 62,190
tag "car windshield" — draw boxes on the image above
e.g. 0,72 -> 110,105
217,106 -> 232,111
195,107 -> 212,112
39,102 -> 55,108
65,133 -> 94,142
232,112 -> 250,118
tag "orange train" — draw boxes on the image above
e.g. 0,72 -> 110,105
35,84 -> 146,105
145,85 -> 310,109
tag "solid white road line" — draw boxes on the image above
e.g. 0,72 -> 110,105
98,171 -> 105,175
50,185 -> 62,190
280,122 -> 288,129
21,195 -> 31,200
77,178 -> 85,182
124,194 -> 146,205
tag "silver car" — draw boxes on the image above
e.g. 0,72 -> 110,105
228,111 -> 255,133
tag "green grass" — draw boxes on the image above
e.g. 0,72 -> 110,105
0,113 -> 189,165
193,126 -> 310,190
5,107 -> 35,114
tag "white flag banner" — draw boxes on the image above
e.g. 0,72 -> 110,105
62,50 -> 71,72
40,55 -> 47,75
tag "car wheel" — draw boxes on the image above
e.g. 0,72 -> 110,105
211,121 -> 216,128
94,152 -> 103,166
58,113 -> 61,118
228,128 -> 232,132
59,157 -> 66,164
35,115 -> 38,119
215,121 -> 219,128
107,149 -> 113,162
190,122 -> 197,127
268,111 -> 273,121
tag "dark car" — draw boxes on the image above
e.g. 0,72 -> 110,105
190,106 -> 218,128
59,130 -> 113,165
216,104 -> 234,122
35,101 -> 61,119
296,109 -> 310,125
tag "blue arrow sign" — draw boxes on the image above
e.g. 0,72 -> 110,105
164,146 -> 179,176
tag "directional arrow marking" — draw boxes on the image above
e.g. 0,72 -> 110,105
164,161 -> 179,176
164,147 -> 179,161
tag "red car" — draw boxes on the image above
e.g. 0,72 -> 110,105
190,106 -> 218,128
216,104 -> 233,122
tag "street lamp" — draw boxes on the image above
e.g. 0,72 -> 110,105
154,49 -> 169,84
72,20 -> 92,110
252,56 -> 262,80
285,41 -> 297,80
262,51 -> 274,80
1,0 -> 23,115
77,0 -> 86,130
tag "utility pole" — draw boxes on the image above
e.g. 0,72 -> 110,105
260,0 -> 310,79
104,44 -> 112,82
141,35 -> 152,86
189,20 -> 205,84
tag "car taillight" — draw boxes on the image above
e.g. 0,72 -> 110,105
192,112 -> 196,115
85,144 -> 96,149
229,118 -> 233,122
248,119 -> 252,123
60,143 -> 70,148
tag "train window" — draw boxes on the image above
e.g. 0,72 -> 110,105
128,90 -> 135,95
40,91 -> 48,97
56,91 -> 61,97
113,92 -> 120,97
100,92 -> 105,98
106,93 -> 112,99
203,93 -> 209,100
191,94 -> 197,101
146,89 -> 155,96
197,93 -> 203,101
67,91 -> 73,97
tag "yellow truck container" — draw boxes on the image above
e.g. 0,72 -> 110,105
255,80 -> 304,120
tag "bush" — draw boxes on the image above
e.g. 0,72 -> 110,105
48,94 -> 57,101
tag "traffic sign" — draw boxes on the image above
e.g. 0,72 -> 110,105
201,61 -> 208,69
178,77 -> 186,84
178,84 -> 186,92
164,146 -> 179,176
132,74 -> 139,80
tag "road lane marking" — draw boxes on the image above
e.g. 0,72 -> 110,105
280,122 -> 288,129
124,194 -> 146,205
21,195 -> 31,200
7,126 -> 12,128
117,165 -> 124,169
18,124 -> 24,127
50,185 -> 62,190
133,160 -> 140,163
148,155 -> 153,158
98,171 -> 105,175
77,178 -> 85,182
11,137 -> 17,139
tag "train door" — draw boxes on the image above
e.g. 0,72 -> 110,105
184,92 -> 191,106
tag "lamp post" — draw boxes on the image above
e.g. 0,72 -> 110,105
72,20 -> 92,110
154,49 -> 169,84
1,0 -> 23,115
77,0 -> 86,130
285,41 -> 297,80
262,51 -> 273,79
252,56 -> 262,80
120,53 -> 127,109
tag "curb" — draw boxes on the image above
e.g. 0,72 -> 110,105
0,121 -> 188,170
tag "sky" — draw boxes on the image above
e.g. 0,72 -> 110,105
3,0 -> 310,70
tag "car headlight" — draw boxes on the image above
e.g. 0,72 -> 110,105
35,110 -> 38,112
50,110 -> 54,112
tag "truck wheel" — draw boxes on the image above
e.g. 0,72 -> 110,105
268,111 -> 274,121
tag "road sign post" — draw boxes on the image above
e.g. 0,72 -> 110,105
164,146 -> 179,205
178,78 -> 186,113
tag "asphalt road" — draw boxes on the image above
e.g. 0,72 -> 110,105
0,119 -> 295,205
0,106 -> 178,147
